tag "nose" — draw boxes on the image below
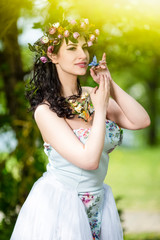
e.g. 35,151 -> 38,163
77,47 -> 88,60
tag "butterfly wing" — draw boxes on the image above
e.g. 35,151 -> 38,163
88,55 -> 99,66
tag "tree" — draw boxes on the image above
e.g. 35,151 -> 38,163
0,0 -> 160,238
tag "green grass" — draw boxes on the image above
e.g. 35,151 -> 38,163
125,233 -> 160,240
104,146 -> 160,211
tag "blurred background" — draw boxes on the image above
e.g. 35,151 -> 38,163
0,0 -> 160,239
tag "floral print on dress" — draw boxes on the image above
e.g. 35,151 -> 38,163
43,120 -> 123,157
105,120 -> 123,147
43,143 -> 52,157
73,128 -> 91,141
78,190 -> 104,240
73,120 -> 123,153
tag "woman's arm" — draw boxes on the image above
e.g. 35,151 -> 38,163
85,84 -> 150,130
107,79 -> 151,130
89,52 -> 151,130
34,75 -> 109,171
34,105 -> 106,170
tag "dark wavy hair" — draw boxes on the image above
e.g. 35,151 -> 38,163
25,44 -> 83,119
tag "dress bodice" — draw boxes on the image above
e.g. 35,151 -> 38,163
43,120 -> 123,193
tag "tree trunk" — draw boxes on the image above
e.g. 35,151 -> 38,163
1,20 -> 24,118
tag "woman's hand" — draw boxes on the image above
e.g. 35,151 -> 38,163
90,53 -> 112,85
90,69 -> 110,115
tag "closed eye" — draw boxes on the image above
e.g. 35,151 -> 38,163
83,46 -> 89,49
67,47 -> 76,50
67,46 -> 89,51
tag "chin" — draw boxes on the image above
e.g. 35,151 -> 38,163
78,72 -> 87,76
77,69 -> 87,76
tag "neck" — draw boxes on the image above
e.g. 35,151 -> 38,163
56,64 -> 78,98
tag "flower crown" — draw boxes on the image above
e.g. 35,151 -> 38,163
28,18 -> 100,63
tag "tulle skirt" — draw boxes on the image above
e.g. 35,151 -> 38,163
10,171 -> 123,240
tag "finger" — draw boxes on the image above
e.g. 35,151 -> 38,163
108,78 -> 110,92
102,52 -> 106,61
100,65 -> 107,70
107,77 -> 111,95
99,74 -> 105,90
102,73 -> 107,89
103,73 -> 110,92
99,55 -> 107,69
107,78 -> 110,97
90,68 -> 97,78
94,65 -> 101,71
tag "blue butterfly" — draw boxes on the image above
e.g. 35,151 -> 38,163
88,55 -> 99,67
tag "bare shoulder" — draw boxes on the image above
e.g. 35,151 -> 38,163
34,103 -> 68,136
33,103 -> 76,148
34,102 -> 55,121
34,99 -> 55,118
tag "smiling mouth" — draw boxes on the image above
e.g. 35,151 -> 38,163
75,63 -> 87,68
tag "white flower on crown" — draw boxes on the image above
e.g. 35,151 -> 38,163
52,22 -> 60,28
41,36 -> 49,44
87,41 -> 93,47
84,19 -> 89,25
70,19 -> 77,25
89,34 -> 96,41
80,22 -> 86,28
95,29 -> 100,36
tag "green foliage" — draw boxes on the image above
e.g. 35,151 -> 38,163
0,0 -> 160,239
105,146 -> 160,211
125,233 -> 160,240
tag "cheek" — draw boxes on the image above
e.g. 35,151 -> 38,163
86,51 -> 90,61
58,60 -> 74,72
58,55 -> 70,66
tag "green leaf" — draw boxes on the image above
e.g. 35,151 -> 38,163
32,22 -> 43,29
62,19 -> 69,27
48,34 -> 55,40
65,37 -> 68,44
28,43 -> 36,52
69,36 -> 78,43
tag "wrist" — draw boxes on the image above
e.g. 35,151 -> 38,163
110,78 -> 115,98
94,107 -> 107,118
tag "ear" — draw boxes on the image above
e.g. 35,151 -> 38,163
47,51 -> 58,64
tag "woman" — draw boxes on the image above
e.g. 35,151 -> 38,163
10,18 -> 150,240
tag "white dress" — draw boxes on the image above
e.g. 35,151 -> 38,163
10,120 -> 124,240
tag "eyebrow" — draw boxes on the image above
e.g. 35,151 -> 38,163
67,43 -> 88,47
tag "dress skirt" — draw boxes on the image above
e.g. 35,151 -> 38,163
10,171 -> 123,240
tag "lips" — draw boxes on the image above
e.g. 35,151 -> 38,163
75,62 -> 87,68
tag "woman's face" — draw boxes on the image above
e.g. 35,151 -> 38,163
55,36 -> 90,76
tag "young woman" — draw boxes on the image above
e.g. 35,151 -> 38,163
10,18 -> 150,240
